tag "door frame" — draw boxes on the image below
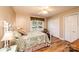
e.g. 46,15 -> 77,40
63,12 -> 79,42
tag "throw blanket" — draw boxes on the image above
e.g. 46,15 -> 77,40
15,31 -> 50,52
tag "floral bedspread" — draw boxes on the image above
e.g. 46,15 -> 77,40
15,31 -> 50,51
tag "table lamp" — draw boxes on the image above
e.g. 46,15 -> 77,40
1,31 -> 14,51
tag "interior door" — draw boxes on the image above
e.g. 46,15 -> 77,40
64,14 -> 78,42
78,14 -> 79,38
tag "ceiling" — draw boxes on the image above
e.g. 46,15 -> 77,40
13,6 -> 77,18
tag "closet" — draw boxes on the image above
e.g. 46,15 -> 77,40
64,13 -> 79,42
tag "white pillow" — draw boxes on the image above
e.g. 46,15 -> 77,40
13,31 -> 21,38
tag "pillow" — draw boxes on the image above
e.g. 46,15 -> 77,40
13,31 -> 22,39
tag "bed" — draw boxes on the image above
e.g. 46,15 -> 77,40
15,31 -> 51,52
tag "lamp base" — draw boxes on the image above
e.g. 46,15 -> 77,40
6,47 -> 11,51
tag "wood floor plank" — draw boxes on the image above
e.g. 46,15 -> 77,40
34,37 -> 70,52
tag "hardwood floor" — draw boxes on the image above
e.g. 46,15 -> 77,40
34,37 -> 70,52
70,39 -> 79,51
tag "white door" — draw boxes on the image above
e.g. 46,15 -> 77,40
64,14 -> 78,42
48,18 -> 60,38
78,14 -> 79,38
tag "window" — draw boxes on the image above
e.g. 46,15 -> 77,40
30,17 -> 44,31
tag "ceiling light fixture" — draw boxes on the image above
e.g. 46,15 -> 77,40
38,6 -> 49,15
38,10 -> 48,15
42,10 -> 48,14
42,6 -> 49,9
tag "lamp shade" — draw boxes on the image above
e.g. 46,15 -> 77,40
1,31 -> 14,41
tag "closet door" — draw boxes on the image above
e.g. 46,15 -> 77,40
64,14 -> 78,42
78,14 -> 79,38
48,18 -> 60,38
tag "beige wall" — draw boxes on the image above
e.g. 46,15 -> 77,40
15,14 -> 30,33
0,7 -> 16,48
15,13 -> 47,33
47,7 -> 79,39
44,18 -> 48,29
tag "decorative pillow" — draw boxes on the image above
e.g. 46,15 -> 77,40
13,31 -> 22,39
